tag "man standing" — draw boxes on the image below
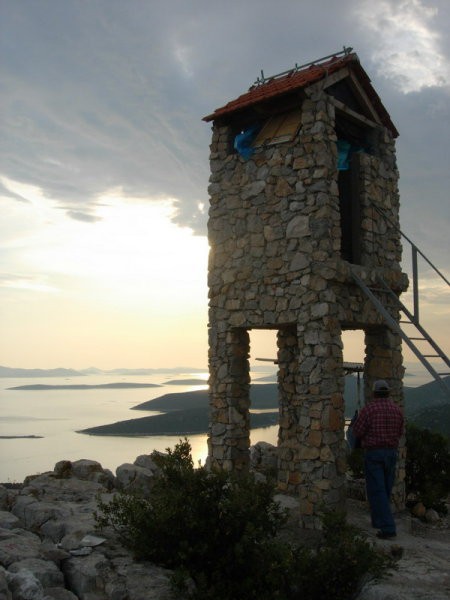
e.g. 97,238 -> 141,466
352,380 -> 404,539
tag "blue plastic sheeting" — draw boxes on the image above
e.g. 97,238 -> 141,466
337,139 -> 365,170
337,139 -> 352,170
234,124 -> 260,159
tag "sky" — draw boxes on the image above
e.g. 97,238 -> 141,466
1,0 -> 449,370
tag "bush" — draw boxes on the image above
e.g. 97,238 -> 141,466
405,423 -> 450,514
289,511 -> 393,600
96,440 -> 393,600
347,447 -> 364,479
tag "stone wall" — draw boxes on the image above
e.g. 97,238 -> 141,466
207,81 -> 407,526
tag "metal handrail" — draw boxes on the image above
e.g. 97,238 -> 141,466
252,46 -> 354,87
352,271 -> 450,398
373,205 -> 450,324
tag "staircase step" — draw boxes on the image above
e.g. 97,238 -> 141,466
352,270 -> 450,400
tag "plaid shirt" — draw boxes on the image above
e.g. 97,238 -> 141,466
352,397 -> 404,449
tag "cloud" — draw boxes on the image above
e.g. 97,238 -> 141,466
0,180 -> 30,204
0,1 -> 448,369
0,0 -> 449,254
1,1 -> 370,235
354,0 -> 450,93
1,2 -> 211,231
0,273 -> 58,294
387,83 -> 450,262
65,210 -> 102,224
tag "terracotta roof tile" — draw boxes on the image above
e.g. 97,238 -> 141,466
203,53 -> 398,137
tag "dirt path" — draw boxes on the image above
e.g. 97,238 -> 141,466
346,498 -> 450,600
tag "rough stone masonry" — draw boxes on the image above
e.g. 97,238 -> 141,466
204,53 -> 409,528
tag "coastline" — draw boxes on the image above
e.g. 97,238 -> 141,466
0,435 -> 43,439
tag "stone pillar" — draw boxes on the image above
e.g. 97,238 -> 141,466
207,327 -> 251,472
277,317 -> 347,528
364,326 -> 406,508
277,325 -> 301,489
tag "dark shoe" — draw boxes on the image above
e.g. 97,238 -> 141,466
376,531 -> 396,539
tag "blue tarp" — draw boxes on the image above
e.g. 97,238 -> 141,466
337,139 -> 365,170
234,124 -> 260,159
337,139 -> 352,170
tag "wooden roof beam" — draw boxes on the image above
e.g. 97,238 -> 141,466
321,67 -> 350,89
348,71 -> 382,125
329,96 -> 380,130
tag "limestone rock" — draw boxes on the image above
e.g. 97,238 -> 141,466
0,566 -> 11,600
44,588 -> 78,599
115,463 -> 156,496
250,441 -> 278,475
0,529 -> 42,567
133,454 -> 162,475
0,511 -> 19,530
121,562 -> 181,600
424,508 -> 440,524
6,568 -> 45,600
0,486 -> 8,511
62,551 -> 111,598
8,558 -> 64,588
12,497 -> 71,532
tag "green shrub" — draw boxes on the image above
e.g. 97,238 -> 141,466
405,423 -> 450,514
96,440 -> 393,600
289,511 -> 394,600
347,447 -> 364,478
96,440 -> 288,599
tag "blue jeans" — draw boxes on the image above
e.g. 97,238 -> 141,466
364,448 -> 398,535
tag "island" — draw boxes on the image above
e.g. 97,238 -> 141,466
7,382 -> 161,391
78,408 -> 279,436
0,435 -> 43,439
77,378 -> 450,440
78,384 -> 280,436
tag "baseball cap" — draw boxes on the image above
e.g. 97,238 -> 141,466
373,380 -> 390,392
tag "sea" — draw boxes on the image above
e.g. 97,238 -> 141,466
0,362 -> 432,484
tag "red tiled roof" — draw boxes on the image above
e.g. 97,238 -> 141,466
203,53 -> 398,137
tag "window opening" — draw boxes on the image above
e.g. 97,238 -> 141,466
342,329 -> 365,449
338,153 -> 362,264
336,114 -> 368,264
249,329 -> 279,450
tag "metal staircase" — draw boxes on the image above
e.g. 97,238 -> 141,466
351,217 -> 450,399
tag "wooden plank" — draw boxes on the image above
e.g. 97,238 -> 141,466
329,97 -> 379,129
253,108 -> 302,147
321,67 -> 350,89
348,72 -> 382,124
253,114 -> 283,146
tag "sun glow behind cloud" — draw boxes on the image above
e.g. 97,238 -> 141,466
0,178 -> 209,368
1,180 -> 207,304
37,196 -> 206,305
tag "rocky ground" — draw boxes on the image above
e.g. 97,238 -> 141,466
0,447 -> 449,600
346,496 -> 450,600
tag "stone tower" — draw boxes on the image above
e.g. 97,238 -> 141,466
203,50 -> 407,528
